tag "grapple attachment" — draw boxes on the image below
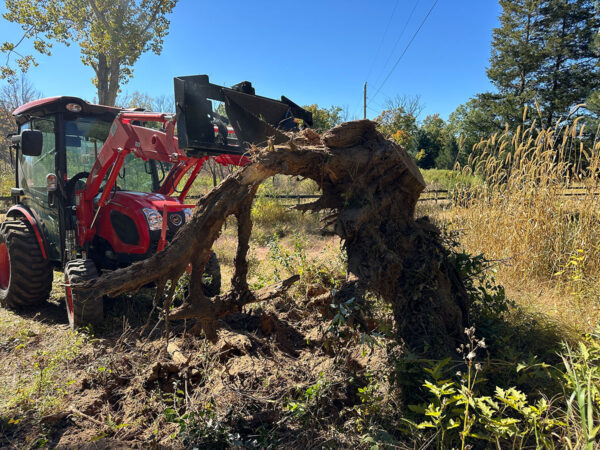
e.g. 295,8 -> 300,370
174,75 -> 312,156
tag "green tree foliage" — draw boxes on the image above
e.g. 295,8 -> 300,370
1,0 -> 178,106
414,114 -> 445,169
303,104 -> 346,132
487,0 -> 545,128
434,135 -> 460,170
445,97 -> 502,165
375,95 -> 422,154
376,106 -> 417,151
537,0 -> 600,127
487,0 -> 599,128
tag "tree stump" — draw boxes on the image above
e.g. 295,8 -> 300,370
73,120 -> 469,355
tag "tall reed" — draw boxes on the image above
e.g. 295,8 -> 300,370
453,114 -> 600,295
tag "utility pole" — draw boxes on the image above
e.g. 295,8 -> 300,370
363,82 -> 367,119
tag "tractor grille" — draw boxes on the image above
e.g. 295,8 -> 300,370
110,211 -> 140,245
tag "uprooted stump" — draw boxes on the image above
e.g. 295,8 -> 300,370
73,120 -> 469,355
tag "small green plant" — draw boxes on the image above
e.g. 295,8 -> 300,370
353,374 -> 385,433
253,232 -> 345,293
285,372 -> 331,425
404,327 -> 564,449
560,329 -> 600,449
162,387 -> 241,447
328,297 -> 359,336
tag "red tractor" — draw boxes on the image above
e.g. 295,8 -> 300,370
1,74 -> 312,327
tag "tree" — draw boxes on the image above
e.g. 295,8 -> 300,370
1,0 -> 178,106
487,0 -> 599,128
435,134 -> 460,170
303,104 -> 346,132
414,129 -> 435,169
418,114 -> 446,169
0,74 -> 41,166
445,96 -> 504,164
487,0 -> 544,127
537,0 -> 600,127
375,99 -> 420,155
116,91 -> 174,113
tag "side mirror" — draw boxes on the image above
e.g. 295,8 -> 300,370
12,129 -> 43,157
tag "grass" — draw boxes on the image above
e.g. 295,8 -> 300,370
437,115 -> 600,332
421,168 -> 481,192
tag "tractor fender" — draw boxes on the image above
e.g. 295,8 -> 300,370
6,205 -> 49,259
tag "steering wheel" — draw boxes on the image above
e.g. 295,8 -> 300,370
65,171 -> 89,206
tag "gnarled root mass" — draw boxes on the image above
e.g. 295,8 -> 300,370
73,120 -> 469,354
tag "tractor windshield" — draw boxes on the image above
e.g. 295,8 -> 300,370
115,153 -> 155,192
65,116 -> 112,176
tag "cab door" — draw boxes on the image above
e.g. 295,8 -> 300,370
17,116 -> 62,261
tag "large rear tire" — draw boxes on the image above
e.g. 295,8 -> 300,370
65,259 -> 103,328
0,220 -> 53,308
202,252 -> 221,297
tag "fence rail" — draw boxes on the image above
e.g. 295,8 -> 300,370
1,186 -> 599,215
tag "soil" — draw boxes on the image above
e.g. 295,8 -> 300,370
0,291 -> 398,448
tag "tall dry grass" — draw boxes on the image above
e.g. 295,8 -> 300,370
448,112 -> 600,327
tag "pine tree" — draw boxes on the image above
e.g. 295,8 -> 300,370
537,0 -> 600,127
487,0 -> 599,128
435,135 -> 460,170
487,0 -> 544,127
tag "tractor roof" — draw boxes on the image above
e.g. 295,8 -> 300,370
13,96 -> 121,125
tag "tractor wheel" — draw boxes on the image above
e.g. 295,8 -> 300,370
202,252 -> 221,297
0,220 -> 53,308
64,259 -> 103,328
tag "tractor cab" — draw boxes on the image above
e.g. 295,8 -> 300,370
12,97 -> 121,263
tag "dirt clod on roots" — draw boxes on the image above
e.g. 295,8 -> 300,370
74,120 -> 469,354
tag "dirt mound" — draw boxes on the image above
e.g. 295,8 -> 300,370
22,293 -> 392,448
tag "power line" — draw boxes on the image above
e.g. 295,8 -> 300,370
371,0 -> 420,87
365,0 -> 400,83
370,0 -> 440,105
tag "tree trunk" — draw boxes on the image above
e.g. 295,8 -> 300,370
106,57 -> 121,107
95,54 -> 110,105
73,121 -> 469,355
94,53 -> 119,106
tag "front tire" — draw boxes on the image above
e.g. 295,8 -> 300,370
65,259 -> 103,328
0,220 -> 53,308
202,252 -> 221,297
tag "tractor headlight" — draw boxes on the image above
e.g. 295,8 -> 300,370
142,208 -> 163,231
183,208 -> 193,223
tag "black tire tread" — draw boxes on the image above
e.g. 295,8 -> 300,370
65,259 -> 103,327
202,252 -> 221,297
0,220 -> 52,308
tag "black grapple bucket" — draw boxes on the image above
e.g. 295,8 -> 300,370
174,74 -> 313,156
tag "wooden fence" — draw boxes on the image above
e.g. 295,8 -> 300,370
0,186 -> 597,215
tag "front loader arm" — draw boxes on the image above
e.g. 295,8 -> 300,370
74,111 -> 251,248
76,113 -> 182,247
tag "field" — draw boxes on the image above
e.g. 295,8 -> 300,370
1,119 -> 600,449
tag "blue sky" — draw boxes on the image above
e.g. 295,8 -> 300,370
0,0 -> 501,121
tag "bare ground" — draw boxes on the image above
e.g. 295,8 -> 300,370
0,234 -> 402,449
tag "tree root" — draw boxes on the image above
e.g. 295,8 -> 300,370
73,120 -> 469,355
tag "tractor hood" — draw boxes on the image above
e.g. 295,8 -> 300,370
96,191 -> 186,211
93,190 -> 191,258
